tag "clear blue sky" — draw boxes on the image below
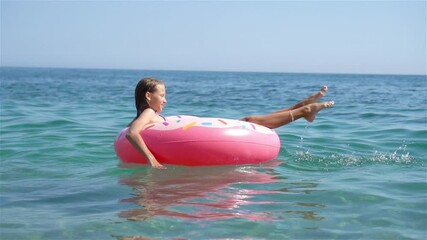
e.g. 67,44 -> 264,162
1,1 -> 426,75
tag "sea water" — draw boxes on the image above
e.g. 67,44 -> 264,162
1,67 -> 426,239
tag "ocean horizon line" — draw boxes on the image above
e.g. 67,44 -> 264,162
1,65 -> 426,77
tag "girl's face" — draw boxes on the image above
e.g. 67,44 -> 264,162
147,84 -> 167,112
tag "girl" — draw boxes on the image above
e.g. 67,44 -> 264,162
126,77 -> 334,169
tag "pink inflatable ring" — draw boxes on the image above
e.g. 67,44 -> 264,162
114,115 -> 281,166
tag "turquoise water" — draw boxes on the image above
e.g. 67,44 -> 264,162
1,67 -> 426,239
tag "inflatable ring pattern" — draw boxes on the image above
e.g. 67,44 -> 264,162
115,115 -> 281,166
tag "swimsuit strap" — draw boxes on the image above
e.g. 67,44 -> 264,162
158,114 -> 167,122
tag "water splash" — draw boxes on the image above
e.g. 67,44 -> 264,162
287,142 -> 424,171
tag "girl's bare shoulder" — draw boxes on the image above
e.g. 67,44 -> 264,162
140,108 -> 164,124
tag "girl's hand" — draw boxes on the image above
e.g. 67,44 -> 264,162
148,155 -> 166,169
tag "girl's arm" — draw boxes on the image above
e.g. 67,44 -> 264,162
126,109 -> 165,169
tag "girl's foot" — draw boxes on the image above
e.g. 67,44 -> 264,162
300,86 -> 328,106
304,101 -> 334,122
310,86 -> 328,102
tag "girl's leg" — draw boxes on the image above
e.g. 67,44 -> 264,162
243,101 -> 335,129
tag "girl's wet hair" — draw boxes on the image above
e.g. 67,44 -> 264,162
134,77 -> 164,119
